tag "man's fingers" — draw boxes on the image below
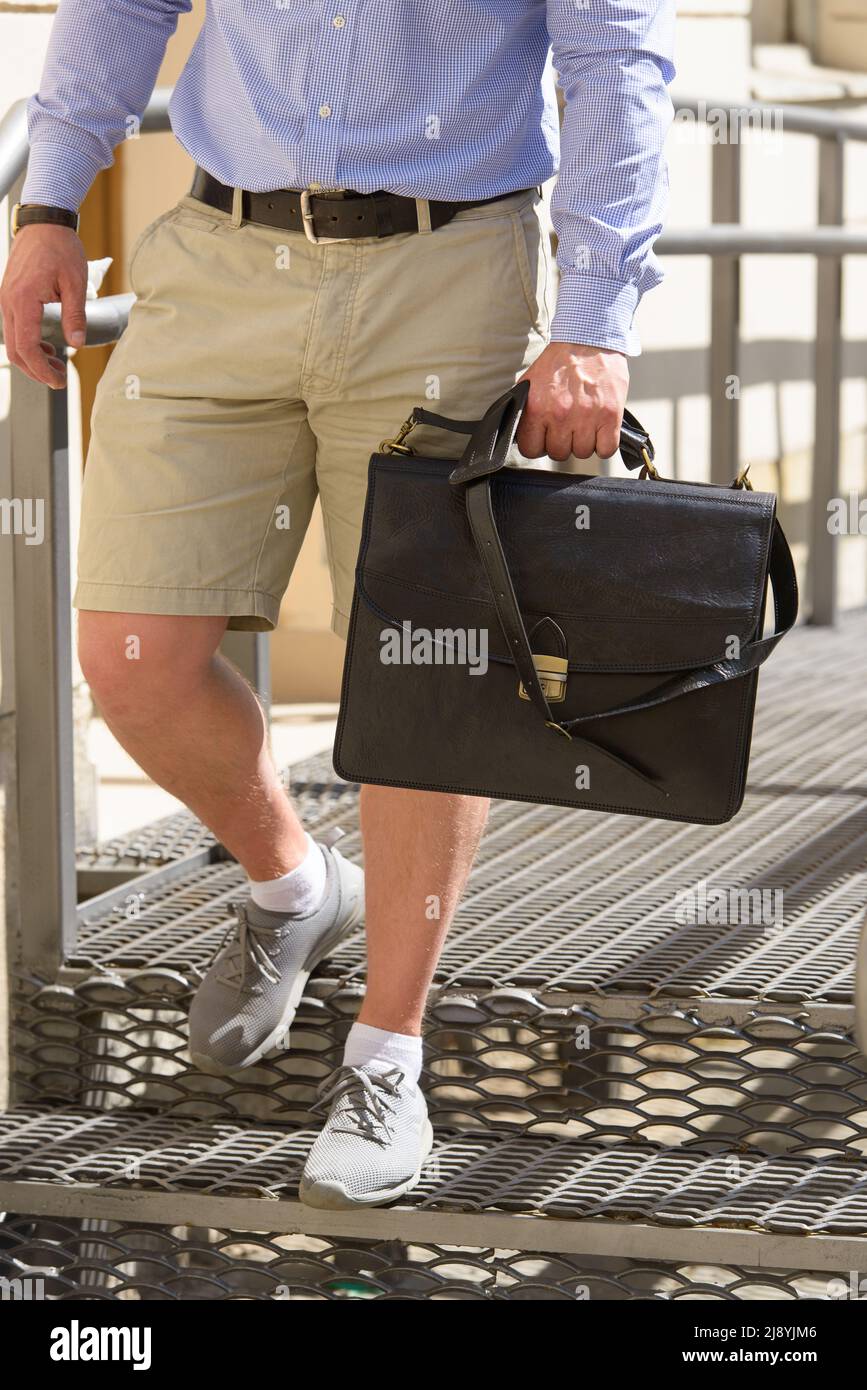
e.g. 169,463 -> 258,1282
516,414 -> 547,459
569,427 -> 597,461
545,427 -> 573,463
594,407 -> 624,461
11,310 -> 67,387
59,273 -> 88,348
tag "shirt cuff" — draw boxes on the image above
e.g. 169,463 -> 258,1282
20,138 -> 106,214
550,272 -> 642,356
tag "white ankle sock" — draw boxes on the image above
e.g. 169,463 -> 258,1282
250,833 -> 327,915
343,1022 -> 423,1085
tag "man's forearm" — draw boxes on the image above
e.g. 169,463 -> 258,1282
22,0 -> 191,212
546,0 -> 676,355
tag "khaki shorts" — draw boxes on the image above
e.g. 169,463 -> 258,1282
75,187 -> 553,637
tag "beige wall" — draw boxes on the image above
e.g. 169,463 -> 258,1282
816,5 -> 867,71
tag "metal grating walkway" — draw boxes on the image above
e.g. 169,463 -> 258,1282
1,1104 -> 867,1262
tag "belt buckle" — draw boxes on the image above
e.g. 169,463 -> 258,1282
299,188 -> 344,245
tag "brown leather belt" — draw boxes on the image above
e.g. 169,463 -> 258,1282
189,167 -> 527,243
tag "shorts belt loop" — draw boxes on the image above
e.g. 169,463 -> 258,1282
231,186 -> 244,227
415,198 -> 432,235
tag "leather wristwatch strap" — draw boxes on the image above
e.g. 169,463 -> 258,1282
12,203 -> 79,234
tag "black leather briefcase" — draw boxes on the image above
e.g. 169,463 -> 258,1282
334,381 -> 798,825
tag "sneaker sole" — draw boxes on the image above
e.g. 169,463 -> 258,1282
189,880 -> 364,1077
298,1118 -> 435,1211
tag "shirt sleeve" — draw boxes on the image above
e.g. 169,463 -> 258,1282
545,0 -> 676,355
21,0 -> 192,212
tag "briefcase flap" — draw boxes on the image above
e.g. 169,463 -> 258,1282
355,457 -> 777,674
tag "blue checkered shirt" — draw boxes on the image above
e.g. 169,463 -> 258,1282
22,0 -> 676,352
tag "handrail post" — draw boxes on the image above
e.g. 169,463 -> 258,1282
709,139 -> 741,485
811,134 -> 845,626
9,357 -> 79,974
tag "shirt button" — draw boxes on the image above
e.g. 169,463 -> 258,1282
332,15 -> 346,27
319,104 -> 332,119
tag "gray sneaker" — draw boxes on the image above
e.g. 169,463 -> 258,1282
299,1065 -> 434,1210
189,829 -> 364,1074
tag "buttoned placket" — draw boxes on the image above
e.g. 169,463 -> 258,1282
295,0 -> 360,191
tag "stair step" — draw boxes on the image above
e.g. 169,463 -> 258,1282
12,971 -> 865,1149
0,1209 -> 833,1300
752,45 -> 867,101
0,1104 -> 865,1273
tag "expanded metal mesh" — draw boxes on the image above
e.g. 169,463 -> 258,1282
1,1106 -> 866,1238
11,979 -> 866,1153
70,777 -> 865,1004
0,1214 -> 833,1300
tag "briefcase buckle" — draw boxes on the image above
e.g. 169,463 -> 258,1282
379,413 -> 418,455
518,653 -> 568,703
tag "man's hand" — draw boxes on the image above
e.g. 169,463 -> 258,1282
516,342 -> 630,462
0,224 -> 88,388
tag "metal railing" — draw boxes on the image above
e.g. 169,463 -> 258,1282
1,88 -> 866,972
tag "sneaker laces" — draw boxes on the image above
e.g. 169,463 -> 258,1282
313,1065 -> 404,1144
211,902 -> 283,994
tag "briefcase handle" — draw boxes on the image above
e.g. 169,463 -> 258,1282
406,379 -> 657,481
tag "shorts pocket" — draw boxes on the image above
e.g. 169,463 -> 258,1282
172,195 -> 225,233
127,206 -> 182,286
510,199 -> 552,334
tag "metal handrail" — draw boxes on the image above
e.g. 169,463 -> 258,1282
674,93 -> 867,144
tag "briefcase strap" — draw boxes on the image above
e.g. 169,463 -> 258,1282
562,520 -> 798,730
460,475 -> 671,796
443,384 -> 799,744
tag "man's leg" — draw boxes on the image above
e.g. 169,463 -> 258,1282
78,607 -> 365,1072
356,786 -> 490,1034
78,611 -> 307,880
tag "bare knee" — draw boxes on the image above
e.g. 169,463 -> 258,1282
78,612 -> 227,720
